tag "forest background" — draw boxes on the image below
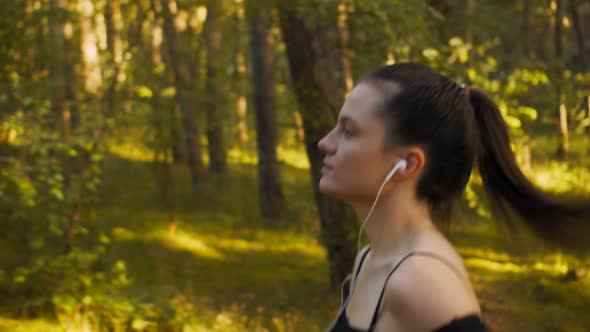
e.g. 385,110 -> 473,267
1,0 -> 590,331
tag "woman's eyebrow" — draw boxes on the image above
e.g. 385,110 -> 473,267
338,114 -> 357,126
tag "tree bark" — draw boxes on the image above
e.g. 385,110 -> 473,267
248,2 -> 286,221
570,0 -> 588,73
552,0 -> 569,158
234,5 -> 249,144
277,4 -> 358,289
160,0 -> 204,192
48,0 -> 68,133
104,0 -> 123,120
569,0 -> 590,133
522,0 -> 536,60
337,0 -> 354,94
204,0 -> 227,173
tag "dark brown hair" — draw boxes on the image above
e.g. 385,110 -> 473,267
362,63 -> 590,250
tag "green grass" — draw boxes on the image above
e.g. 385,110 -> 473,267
1,135 -> 590,331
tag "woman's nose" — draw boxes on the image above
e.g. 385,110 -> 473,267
318,129 -> 336,154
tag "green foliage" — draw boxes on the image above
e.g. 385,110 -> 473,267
0,98 -> 129,330
2,0 -> 590,330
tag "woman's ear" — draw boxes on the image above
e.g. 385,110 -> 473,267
395,147 -> 425,180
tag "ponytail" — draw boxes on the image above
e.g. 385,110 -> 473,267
469,88 -> 590,251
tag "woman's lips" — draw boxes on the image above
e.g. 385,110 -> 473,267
321,162 -> 333,173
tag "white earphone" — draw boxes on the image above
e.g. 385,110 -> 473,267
384,159 -> 408,182
337,159 -> 408,311
357,158 -> 407,253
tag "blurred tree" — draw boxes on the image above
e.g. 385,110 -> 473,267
247,0 -> 286,221
159,0 -> 204,192
204,0 -> 228,173
552,0 -> 569,158
48,0 -> 70,134
569,0 -> 590,134
276,1 -> 358,288
233,1 -> 250,144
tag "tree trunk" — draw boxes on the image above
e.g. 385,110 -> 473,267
48,0 -> 68,133
570,0 -> 588,73
78,0 -> 102,95
234,5 -> 249,144
204,0 -> 227,173
248,2 -> 286,221
569,0 -> 590,134
160,0 -> 204,192
337,0 -> 354,94
104,0 -> 123,120
553,0 -> 569,158
522,0 -> 536,60
277,4 -> 358,289
465,0 -> 475,63
150,15 -> 177,232
520,0 -> 536,171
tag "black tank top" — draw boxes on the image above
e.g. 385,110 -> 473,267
326,248 -> 490,332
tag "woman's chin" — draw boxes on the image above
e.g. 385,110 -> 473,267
319,179 -> 347,201
319,179 -> 334,195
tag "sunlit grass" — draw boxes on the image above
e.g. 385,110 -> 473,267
531,161 -> 590,194
0,317 -> 61,332
4,132 -> 590,331
277,145 -> 310,170
155,231 -> 227,261
226,145 -> 310,171
108,140 -> 155,162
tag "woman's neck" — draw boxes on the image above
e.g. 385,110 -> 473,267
353,188 -> 436,265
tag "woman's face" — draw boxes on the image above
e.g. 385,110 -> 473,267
318,82 -> 400,203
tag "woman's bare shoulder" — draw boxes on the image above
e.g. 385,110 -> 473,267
382,249 -> 480,331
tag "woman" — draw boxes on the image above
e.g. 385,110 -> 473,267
318,63 -> 590,332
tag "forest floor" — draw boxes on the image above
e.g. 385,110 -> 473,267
1,138 -> 590,332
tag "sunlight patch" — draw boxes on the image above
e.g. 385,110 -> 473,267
108,142 -> 155,162
214,237 -> 325,260
277,146 -> 310,170
112,226 -> 137,241
157,232 -> 226,261
228,148 -> 258,165
465,257 -> 524,273
458,247 -> 512,263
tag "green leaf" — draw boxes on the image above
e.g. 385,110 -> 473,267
50,187 -> 64,201
504,115 -> 522,129
131,317 -> 151,330
136,85 -> 153,99
517,106 -> 538,121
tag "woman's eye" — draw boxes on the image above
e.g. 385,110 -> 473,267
342,127 -> 353,137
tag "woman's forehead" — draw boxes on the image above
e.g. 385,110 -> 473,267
338,83 -> 387,122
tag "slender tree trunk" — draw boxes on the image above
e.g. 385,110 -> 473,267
570,0 -> 588,73
48,0 -> 68,133
553,0 -> 569,158
248,2 -> 286,221
520,0 -> 536,171
78,0 -> 102,95
277,4 -> 358,289
149,15 -> 177,231
465,0 -> 475,63
337,0 -> 354,94
522,0 -> 536,60
104,0 -> 123,119
204,0 -> 227,173
234,5 -> 249,144
160,0 -> 204,192
569,0 -> 590,133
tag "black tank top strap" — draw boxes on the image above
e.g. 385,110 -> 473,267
367,250 -> 466,330
354,247 -> 372,280
367,251 -> 417,329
